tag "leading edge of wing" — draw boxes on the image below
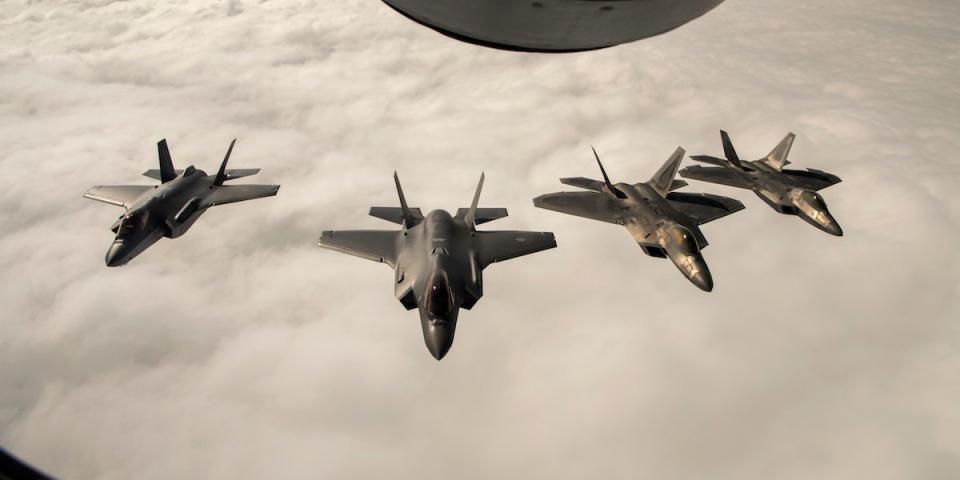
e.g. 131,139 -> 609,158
317,230 -> 399,267
83,185 -> 154,208
476,230 -> 557,267
678,165 -> 753,189
533,191 -> 622,224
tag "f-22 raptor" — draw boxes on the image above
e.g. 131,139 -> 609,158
534,147 -> 744,292
680,131 -> 843,236
84,139 -> 280,266
318,173 -> 556,360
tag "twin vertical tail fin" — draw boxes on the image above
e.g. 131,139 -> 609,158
592,146 -> 626,199
464,172 -> 484,230
763,133 -> 795,171
719,130 -> 744,170
649,146 -> 686,197
394,171 -> 413,228
157,139 -> 177,183
214,139 -> 237,186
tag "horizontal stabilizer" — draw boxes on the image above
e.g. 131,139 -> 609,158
369,207 -> 424,225
143,169 -> 182,180
201,184 -> 280,207
455,207 -> 507,225
560,177 -> 606,192
142,168 -> 259,181
688,155 -> 729,167
669,179 -> 688,191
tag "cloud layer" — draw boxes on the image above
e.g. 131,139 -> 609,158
1,0 -> 958,479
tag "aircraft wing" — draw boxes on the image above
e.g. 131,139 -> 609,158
780,169 -> 842,191
83,185 -> 153,207
476,230 -> 556,267
318,230 -> 399,267
202,184 -> 280,207
678,166 -> 753,189
665,192 -> 745,225
533,191 -> 623,224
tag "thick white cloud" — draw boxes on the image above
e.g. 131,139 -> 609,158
1,0 -> 958,479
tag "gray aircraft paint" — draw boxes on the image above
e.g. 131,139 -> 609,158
381,0 -> 726,52
534,146 -> 744,292
679,131 -> 843,236
83,139 -> 280,267
318,173 -> 556,360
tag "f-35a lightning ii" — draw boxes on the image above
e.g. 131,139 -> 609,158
680,131 -> 843,236
318,173 -> 557,360
84,139 -> 280,266
534,147 -> 743,292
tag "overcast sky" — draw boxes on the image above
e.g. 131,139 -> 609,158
1,0 -> 958,478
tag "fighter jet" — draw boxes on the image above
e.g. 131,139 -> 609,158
382,0 -> 725,52
533,147 -> 743,292
679,131 -> 843,236
84,139 -> 280,266
318,173 -> 556,360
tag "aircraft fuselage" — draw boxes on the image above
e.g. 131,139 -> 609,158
393,209 -> 484,359
106,167 -> 216,266
614,182 -> 713,291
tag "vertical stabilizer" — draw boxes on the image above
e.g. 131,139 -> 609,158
592,146 -> 626,199
649,146 -> 686,196
214,139 -> 237,186
157,139 -> 177,183
763,133 -> 795,171
719,130 -> 744,169
464,172 -> 484,229
394,171 -> 413,227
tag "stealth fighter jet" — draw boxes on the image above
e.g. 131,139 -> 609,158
84,139 -> 280,266
534,147 -> 743,292
679,131 -> 843,236
318,173 -> 556,360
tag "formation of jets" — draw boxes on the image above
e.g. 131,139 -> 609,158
85,131 -> 842,359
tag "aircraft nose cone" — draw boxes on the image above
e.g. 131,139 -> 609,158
690,270 -> 714,292
425,328 -> 454,360
824,218 -> 843,236
105,241 -> 129,267
420,312 -> 458,361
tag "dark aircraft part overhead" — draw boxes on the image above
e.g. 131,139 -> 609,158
0,448 -> 56,480
381,0 -> 726,52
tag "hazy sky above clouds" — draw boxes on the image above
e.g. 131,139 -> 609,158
1,0 -> 959,479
